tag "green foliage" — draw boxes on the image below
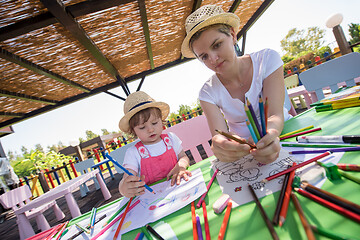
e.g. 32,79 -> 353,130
101,129 -> 110,135
348,23 -> 360,44
85,130 -> 99,140
281,55 -> 295,65
178,104 -> 192,116
315,46 -> 332,59
281,27 -> 325,57
12,150 -> 71,178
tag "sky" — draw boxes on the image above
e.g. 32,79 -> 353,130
1,0 -> 359,155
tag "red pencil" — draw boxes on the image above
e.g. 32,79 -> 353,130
191,201 -> 198,240
279,127 -> 322,140
294,188 -> 360,223
202,201 -> 211,240
197,169 -> 219,208
262,151 -> 332,182
113,197 -> 133,240
337,163 -> 360,172
278,163 -> 296,227
218,200 -> 232,240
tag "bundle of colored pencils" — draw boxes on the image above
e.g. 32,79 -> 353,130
314,96 -> 360,112
244,96 -> 268,143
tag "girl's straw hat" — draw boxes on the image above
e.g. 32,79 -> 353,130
181,5 -> 240,58
119,91 -> 170,132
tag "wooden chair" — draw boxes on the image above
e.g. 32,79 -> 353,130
109,141 -> 138,174
0,185 -> 65,239
74,158 -> 100,198
163,115 -> 214,163
284,74 -> 313,109
299,52 -> 360,101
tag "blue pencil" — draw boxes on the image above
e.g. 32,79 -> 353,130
259,95 -> 266,135
246,120 -> 258,143
246,98 -> 263,137
91,207 -> 96,229
105,153 -> 156,194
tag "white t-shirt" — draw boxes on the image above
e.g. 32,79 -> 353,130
199,48 -> 291,139
123,132 -> 183,174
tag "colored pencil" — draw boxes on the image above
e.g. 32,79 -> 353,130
146,224 -> 165,240
197,168 -> 219,208
215,129 -> 256,149
58,228 -> 69,240
278,162 -> 296,227
244,103 -> 260,140
262,151 -> 332,182
290,192 -> 316,240
246,98 -> 263,137
289,146 -> 360,154
106,153 -> 155,194
68,215 -> 106,240
337,163 -> 360,172
264,97 -> 268,130
191,201 -> 198,240
279,125 -> 314,138
104,197 -> 133,227
90,207 -> 97,229
294,188 -> 360,223
45,222 -> 67,240
282,143 -> 358,148
202,201 -> 211,240
310,225 -> 350,240
75,223 -> 90,234
272,166 -> 291,225
337,169 -> 360,184
55,221 -> 69,240
141,226 -> 154,240
113,197 -> 133,240
92,200 -> 140,240
246,120 -> 258,144
218,200 -> 232,240
316,101 -> 360,112
248,184 -> 279,240
301,181 -> 360,215
134,232 -> 143,240
196,214 -> 203,240
259,95 -> 267,135
279,127 -> 322,140
297,135 -> 360,144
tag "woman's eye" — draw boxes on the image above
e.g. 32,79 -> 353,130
213,42 -> 221,49
201,54 -> 208,61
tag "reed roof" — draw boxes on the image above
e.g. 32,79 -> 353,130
0,0 -> 274,132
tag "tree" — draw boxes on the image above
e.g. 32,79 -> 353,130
280,27 -> 325,57
35,144 -> 44,153
348,23 -> 360,53
85,130 -> 99,140
178,104 -> 192,116
101,129 -> 110,136
21,146 -> 28,155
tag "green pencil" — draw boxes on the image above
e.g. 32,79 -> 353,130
310,225 -> 357,240
75,223 -> 90,234
103,198 -> 134,227
282,143 -> 358,148
141,226 -> 154,240
244,103 -> 260,140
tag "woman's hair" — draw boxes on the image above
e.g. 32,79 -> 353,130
128,107 -> 162,137
189,24 -> 232,56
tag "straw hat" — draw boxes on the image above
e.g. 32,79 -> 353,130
119,91 -> 170,132
181,5 -> 241,58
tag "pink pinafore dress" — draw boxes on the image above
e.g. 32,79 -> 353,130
135,134 -> 178,185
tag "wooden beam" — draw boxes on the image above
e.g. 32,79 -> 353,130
138,0 -> 155,69
0,0 -> 135,42
40,0 -> 130,96
229,0 -> 242,13
0,89 -> 57,105
0,112 -> 24,118
0,47 -> 91,93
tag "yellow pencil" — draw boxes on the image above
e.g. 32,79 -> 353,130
279,125 -> 314,138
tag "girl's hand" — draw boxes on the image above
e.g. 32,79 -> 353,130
211,133 -> 251,162
250,128 -> 281,164
118,174 -> 146,198
167,165 -> 192,186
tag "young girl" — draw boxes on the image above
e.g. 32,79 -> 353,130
118,91 -> 191,198
181,5 -> 291,164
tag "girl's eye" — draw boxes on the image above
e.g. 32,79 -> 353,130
139,126 -> 145,130
152,121 -> 158,125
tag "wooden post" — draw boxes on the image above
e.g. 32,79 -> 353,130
38,171 -> 50,193
69,159 -> 78,178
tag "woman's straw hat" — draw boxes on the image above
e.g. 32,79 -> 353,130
119,91 -> 170,132
181,5 -> 240,58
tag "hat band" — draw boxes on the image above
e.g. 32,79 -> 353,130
128,101 -> 152,112
189,19 -> 205,32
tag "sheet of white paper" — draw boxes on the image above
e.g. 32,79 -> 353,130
211,147 -> 344,207
61,168 -> 206,239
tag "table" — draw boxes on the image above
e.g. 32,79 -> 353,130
66,106 -> 360,239
17,169 -> 111,239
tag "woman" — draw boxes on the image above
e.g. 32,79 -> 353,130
181,5 -> 291,164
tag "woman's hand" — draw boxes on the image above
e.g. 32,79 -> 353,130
118,173 -> 146,198
250,128 -> 281,164
211,133 -> 251,162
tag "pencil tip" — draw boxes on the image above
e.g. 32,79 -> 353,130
261,179 -> 268,183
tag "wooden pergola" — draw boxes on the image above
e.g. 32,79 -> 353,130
0,0 -> 274,133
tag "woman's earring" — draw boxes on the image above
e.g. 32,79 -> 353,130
234,43 -> 242,56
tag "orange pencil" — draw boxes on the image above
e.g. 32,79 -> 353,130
218,200 -> 232,240
191,201 -> 198,240
202,201 -> 211,240
279,162 -> 296,227
113,197 -> 133,240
